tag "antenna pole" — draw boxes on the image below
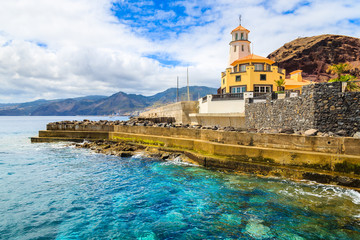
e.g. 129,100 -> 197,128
187,67 -> 190,101
239,15 -> 242,26
176,76 -> 179,102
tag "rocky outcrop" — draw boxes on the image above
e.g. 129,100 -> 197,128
268,34 -> 360,82
72,140 -> 189,163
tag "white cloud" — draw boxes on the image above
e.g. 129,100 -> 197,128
0,0 -> 359,102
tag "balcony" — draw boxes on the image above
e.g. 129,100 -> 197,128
212,93 -> 244,101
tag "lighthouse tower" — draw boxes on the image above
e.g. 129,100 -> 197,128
228,24 -> 251,67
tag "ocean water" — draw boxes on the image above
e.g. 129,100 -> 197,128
0,116 -> 359,240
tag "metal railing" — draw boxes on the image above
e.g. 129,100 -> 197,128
253,92 -> 268,99
211,93 -> 244,101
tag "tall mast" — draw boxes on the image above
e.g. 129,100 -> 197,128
176,76 -> 179,102
187,67 -> 190,101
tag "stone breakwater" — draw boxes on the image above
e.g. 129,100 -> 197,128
47,118 -> 360,138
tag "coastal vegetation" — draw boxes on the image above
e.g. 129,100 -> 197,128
327,63 -> 359,91
274,78 -> 286,92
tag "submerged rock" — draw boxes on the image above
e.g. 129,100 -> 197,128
245,220 -> 273,239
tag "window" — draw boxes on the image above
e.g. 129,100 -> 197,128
241,33 -> 244,40
234,46 -> 236,52
266,64 -> 271,71
235,33 -> 238,40
254,85 -> 271,92
234,65 -> 238,72
254,64 -> 264,71
242,45 -> 244,51
240,64 -> 247,72
223,78 -> 225,84
235,75 -> 241,82
231,86 -> 246,93
280,76 -> 283,79
260,74 -> 266,81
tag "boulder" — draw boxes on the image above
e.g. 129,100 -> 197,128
304,129 -> 318,136
280,128 -> 294,134
336,130 -> 347,136
353,132 -> 360,138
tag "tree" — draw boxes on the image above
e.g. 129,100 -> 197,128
329,74 -> 359,91
274,78 -> 286,92
327,63 -> 358,91
326,62 -> 351,79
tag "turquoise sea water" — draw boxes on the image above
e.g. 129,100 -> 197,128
0,116 -> 360,240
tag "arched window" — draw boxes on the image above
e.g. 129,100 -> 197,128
242,45 -> 244,51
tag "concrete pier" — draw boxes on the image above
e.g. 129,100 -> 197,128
32,122 -> 360,189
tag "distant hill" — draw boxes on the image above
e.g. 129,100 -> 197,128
267,34 -> 360,82
0,86 -> 217,116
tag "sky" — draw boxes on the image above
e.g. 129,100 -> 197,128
0,0 -> 360,103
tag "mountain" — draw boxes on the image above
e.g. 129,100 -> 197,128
148,86 -> 217,103
267,34 -> 360,82
0,86 -> 217,116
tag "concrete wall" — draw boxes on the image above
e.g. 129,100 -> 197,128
109,125 -> 358,155
189,113 -> 246,128
111,131 -> 359,168
139,101 -> 198,124
199,95 -> 245,113
246,82 -> 360,135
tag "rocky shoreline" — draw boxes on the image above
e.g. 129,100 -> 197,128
72,139 -> 195,164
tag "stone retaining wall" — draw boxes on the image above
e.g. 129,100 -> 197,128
246,82 -> 360,135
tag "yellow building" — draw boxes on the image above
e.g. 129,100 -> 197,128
285,70 -> 311,91
220,24 -> 309,95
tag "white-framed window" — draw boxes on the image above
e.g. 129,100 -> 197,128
231,86 -> 246,93
240,64 -> 247,72
254,64 -> 264,71
254,85 -> 272,92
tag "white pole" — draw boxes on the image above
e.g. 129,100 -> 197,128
187,67 -> 190,101
176,76 -> 179,102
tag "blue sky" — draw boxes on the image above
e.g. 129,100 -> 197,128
0,0 -> 359,102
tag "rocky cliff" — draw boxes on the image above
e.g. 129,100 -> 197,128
268,34 -> 360,81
